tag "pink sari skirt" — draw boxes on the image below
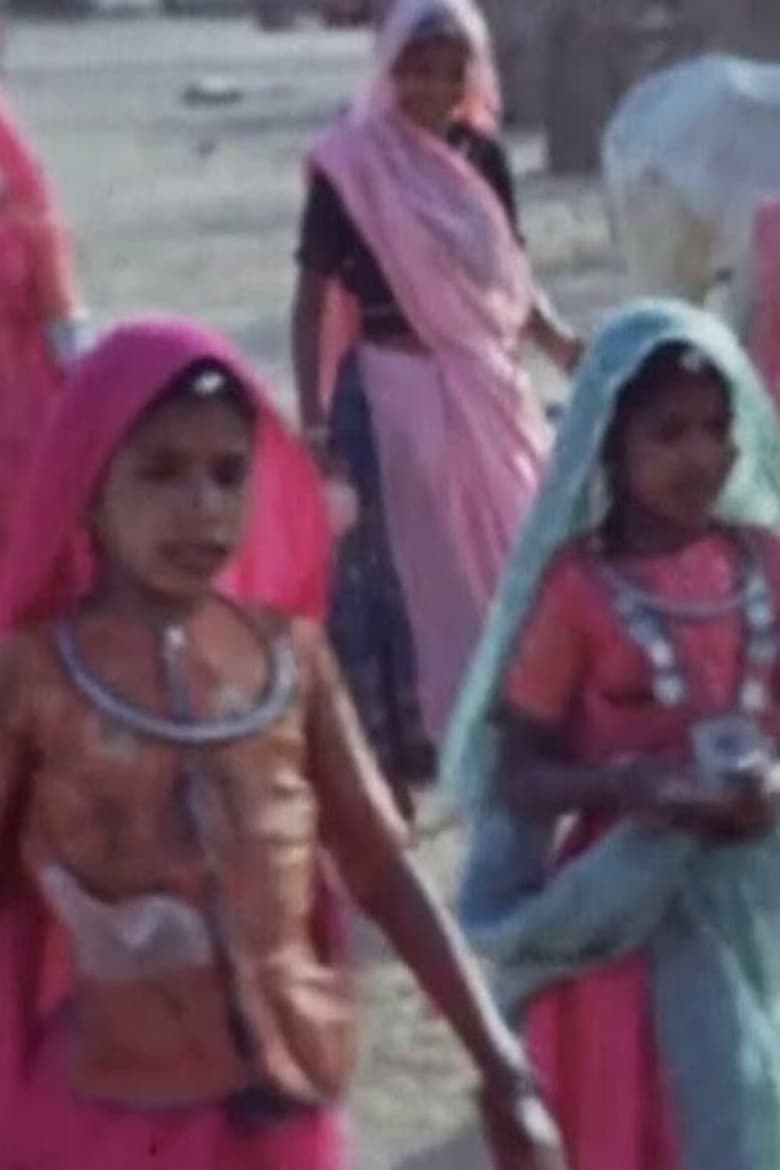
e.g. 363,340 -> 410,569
528,961 -> 676,1170
0,879 -> 348,1170
7,1015 -> 347,1170
358,343 -> 544,741
525,822 -> 678,1170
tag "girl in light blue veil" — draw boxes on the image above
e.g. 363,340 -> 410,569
442,299 -> 780,1170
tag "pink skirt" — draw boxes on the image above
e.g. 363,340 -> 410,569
0,893 -> 348,1170
359,343 -> 545,741
7,1018 -> 347,1170
526,821 -> 677,1170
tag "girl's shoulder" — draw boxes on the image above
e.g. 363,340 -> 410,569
246,606 -> 333,692
536,535 -> 604,601
0,622 -> 60,729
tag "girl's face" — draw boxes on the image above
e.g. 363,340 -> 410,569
92,393 -> 253,606
393,34 -> 470,135
608,369 -> 736,546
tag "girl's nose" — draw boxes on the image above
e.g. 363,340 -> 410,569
188,475 -> 223,516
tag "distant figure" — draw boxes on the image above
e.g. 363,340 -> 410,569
0,95 -> 86,543
292,0 -> 581,786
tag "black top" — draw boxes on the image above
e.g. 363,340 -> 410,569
297,122 -> 520,341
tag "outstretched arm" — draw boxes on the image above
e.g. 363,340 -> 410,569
302,623 -> 566,1169
292,265 -> 330,453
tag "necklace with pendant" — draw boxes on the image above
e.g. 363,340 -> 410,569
596,531 -> 778,787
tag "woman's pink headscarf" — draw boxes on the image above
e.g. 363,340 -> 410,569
0,316 -> 331,629
358,0 -> 501,133
313,0 -> 522,410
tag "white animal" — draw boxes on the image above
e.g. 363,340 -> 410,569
602,54 -> 780,336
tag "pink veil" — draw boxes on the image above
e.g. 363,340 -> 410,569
314,0 -> 509,411
356,0 -> 501,133
0,94 -> 79,318
0,316 -> 330,627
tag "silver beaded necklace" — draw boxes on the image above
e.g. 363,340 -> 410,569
596,531 -> 778,714
55,604 -> 297,745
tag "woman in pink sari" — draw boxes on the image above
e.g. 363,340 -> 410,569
292,0 -> 581,750
0,95 -> 86,541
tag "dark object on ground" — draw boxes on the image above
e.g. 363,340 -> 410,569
182,76 -> 244,105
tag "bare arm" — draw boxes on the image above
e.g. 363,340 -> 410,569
526,291 -> 583,376
497,705 -> 646,818
291,266 -> 329,448
301,624 -> 565,1166
497,704 -> 774,839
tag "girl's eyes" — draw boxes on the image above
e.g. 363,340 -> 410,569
138,453 -> 182,483
650,416 -> 732,444
136,453 -> 249,489
212,455 -> 249,489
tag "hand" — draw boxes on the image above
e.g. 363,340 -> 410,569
323,472 -> 360,538
479,1079 -> 568,1170
650,770 -> 776,841
562,335 -> 585,375
617,760 -> 733,833
302,430 -> 361,538
706,770 -> 776,841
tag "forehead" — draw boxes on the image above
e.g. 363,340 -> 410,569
625,369 -> 731,423
125,395 -> 254,453
395,33 -> 470,71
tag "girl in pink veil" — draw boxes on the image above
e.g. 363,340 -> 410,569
0,315 -> 565,1170
293,0 -> 581,787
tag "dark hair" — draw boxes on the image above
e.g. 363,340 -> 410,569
138,357 -> 257,432
403,9 -> 470,52
602,342 -> 729,472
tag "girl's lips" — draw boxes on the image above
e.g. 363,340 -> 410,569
162,541 -> 230,576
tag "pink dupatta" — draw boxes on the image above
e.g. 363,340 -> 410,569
0,95 -> 79,318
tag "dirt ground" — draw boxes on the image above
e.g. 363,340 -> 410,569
4,17 -> 630,1167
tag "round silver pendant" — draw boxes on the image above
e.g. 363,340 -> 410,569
740,679 -> 770,715
654,673 -> 687,707
747,596 -> 774,633
647,637 -> 675,670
